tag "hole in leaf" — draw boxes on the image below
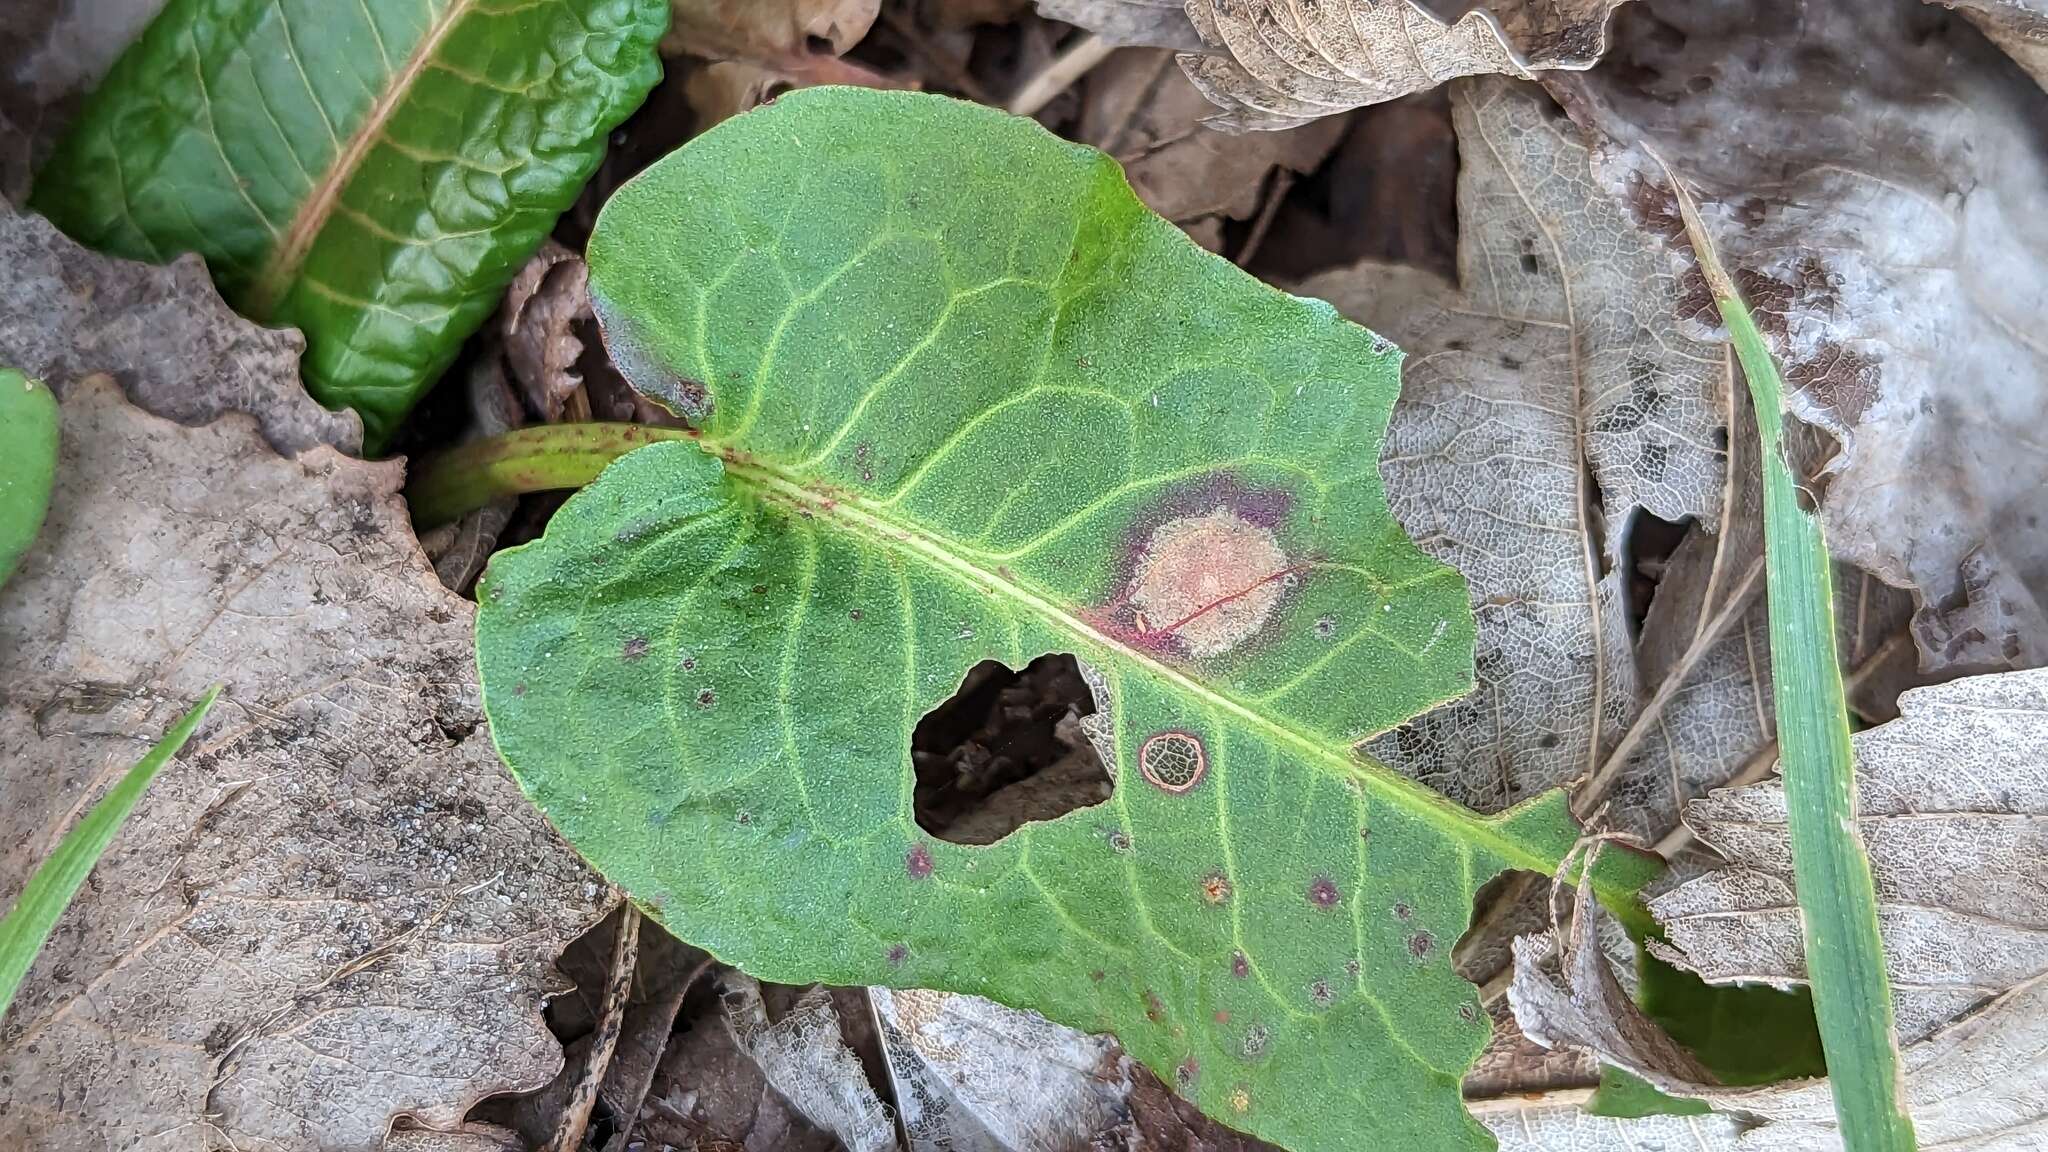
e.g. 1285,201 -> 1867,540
1621,506 -> 1694,633
911,653 -> 1108,845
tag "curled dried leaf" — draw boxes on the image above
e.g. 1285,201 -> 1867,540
1042,0 -> 1627,129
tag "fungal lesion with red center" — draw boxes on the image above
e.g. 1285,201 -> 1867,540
1089,488 -> 1306,659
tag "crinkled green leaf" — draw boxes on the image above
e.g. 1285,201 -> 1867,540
0,370 -> 57,589
30,0 -> 669,449
477,88 -> 1651,1152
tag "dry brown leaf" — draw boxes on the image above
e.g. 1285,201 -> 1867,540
686,59 -> 802,129
501,239 -> 593,422
1491,977 -> 2048,1150
664,0 -> 881,61
1473,1092 -> 1745,1150
1554,0 -> 2048,674
1302,78 -> 1729,836
1040,0 -> 1627,130
1943,0 -> 2048,90
0,200 -> 360,456
0,0 -> 168,200
1077,48 -> 1346,251
0,380 -> 607,1150
1505,666 -> 2048,1149
1037,0 -> 1205,50
1650,665 -> 2048,1043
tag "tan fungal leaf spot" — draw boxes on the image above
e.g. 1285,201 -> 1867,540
1406,930 -> 1435,959
1176,1057 -> 1199,1091
1129,506 -> 1292,657
1141,730 -> 1208,792
621,635 -> 650,660
1231,950 -> 1251,979
1201,870 -> 1232,904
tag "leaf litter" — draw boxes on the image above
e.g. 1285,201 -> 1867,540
1504,667 -> 2048,1149
8,0 -> 2048,1148
0,379 -> 608,1149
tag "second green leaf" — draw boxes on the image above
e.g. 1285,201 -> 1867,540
32,0 -> 669,448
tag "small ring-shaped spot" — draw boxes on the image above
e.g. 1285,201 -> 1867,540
1140,730 -> 1207,793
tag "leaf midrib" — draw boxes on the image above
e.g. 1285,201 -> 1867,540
720,451 -> 1577,880
245,0 -> 473,317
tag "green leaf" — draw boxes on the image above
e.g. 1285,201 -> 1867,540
29,0 -> 669,449
1586,1067 -> 1711,1119
0,370 -> 58,589
0,687 -> 220,1021
1665,167 -> 1916,1152
477,88 -> 1653,1152
1637,946 -> 1824,1087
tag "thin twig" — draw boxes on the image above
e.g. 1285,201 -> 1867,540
611,952 -> 716,1148
1652,633 -> 1905,860
1459,555 -> 1766,984
1007,33 -> 1115,117
1233,170 -> 1295,267
1577,555 -> 1767,816
548,906 -> 641,1152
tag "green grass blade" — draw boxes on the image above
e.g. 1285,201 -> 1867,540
1665,168 -> 1916,1152
0,686 -> 221,1020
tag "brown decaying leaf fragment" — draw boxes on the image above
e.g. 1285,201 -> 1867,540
1077,48 -> 1347,252
0,381 -> 608,1150
0,201 -> 361,456
1505,666 -> 2048,1150
1552,0 -> 2048,674
1941,0 -> 2048,91
664,0 -> 881,62
501,239 -> 594,422
1039,0 -> 1628,130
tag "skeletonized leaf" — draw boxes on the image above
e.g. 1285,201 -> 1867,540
1302,78 -> 1729,839
1039,0 -> 1627,130
1475,1096 -> 1745,1151
874,987 -> 1134,1151
30,0 -> 668,447
0,380 -> 607,1149
478,87 -> 1654,1152
1560,0 -> 2048,672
